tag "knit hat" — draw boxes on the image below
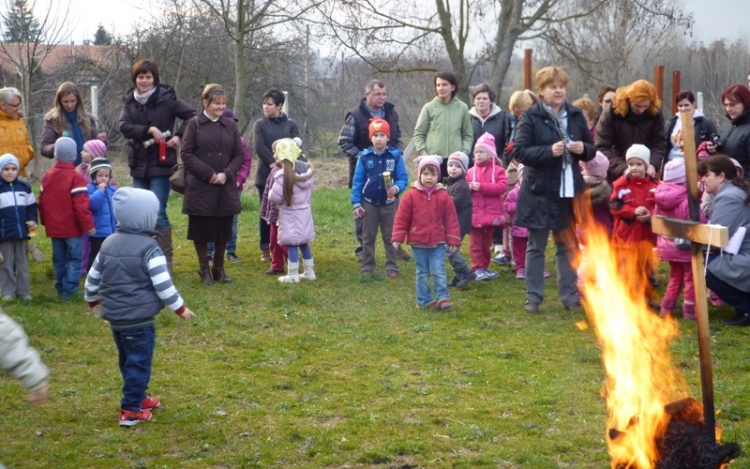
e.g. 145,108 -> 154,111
0,153 -> 19,172
221,108 -> 239,122
114,187 -> 158,231
54,137 -> 77,163
583,151 -> 609,179
369,118 -> 390,140
663,159 -> 686,184
293,137 -> 302,148
89,157 -> 113,177
275,138 -> 301,164
83,139 -> 107,158
474,132 -> 497,159
417,155 -> 442,178
447,151 -> 470,173
625,144 -> 650,166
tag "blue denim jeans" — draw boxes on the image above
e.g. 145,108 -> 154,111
112,325 -> 156,411
706,256 -> 750,316
209,190 -> 241,257
51,237 -> 83,297
132,176 -> 171,229
412,245 -> 449,307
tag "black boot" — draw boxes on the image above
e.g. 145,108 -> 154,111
211,242 -> 232,283
194,242 -> 213,285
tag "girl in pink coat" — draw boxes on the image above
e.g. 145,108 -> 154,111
466,133 -> 508,280
654,159 -> 695,319
269,139 -> 315,283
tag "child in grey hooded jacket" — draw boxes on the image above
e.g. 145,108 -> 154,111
0,308 -> 49,403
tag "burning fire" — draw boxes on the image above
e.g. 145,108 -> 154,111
574,202 -> 738,469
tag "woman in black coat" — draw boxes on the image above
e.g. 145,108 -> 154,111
181,84 -> 244,285
707,84 -> 750,178
513,66 -> 596,314
663,90 -> 717,171
119,59 -> 196,270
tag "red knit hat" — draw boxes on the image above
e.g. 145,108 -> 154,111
368,118 -> 390,140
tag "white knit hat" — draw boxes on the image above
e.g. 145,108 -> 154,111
625,144 -> 650,166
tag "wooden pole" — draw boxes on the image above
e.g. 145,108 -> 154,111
524,49 -> 532,91
654,65 -> 665,103
671,71 -> 681,115
681,112 -> 716,439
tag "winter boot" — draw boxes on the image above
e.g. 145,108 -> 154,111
300,258 -> 316,281
211,256 -> 232,284
194,242 -> 213,285
660,298 -> 676,318
260,249 -> 271,263
156,227 -> 174,273
682,302 -> 696,320
278,261 -> 300,283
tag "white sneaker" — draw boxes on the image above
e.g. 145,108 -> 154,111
484,269 -> 499,279
474,270 -> 488,281
278,274 -> 300,283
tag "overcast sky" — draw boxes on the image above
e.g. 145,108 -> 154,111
47,0 -> 750,48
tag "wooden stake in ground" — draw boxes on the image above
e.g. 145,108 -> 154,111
651,112 -> 728,440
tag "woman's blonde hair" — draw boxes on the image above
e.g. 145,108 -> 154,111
612,79 -> 662,117
201,83 -> 226,108
282,159 -> 295,206
535,66 -> 570,91
572,97 -> 598,122
508,89 -> 538,114
44,82 -> 92,134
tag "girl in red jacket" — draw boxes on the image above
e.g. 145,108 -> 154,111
610,144 -> 659,297
467,133 -> 508,280
392,155 -> 461,310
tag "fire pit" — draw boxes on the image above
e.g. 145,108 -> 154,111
576,200 -> 740,469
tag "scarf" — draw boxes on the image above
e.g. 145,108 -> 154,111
64,109 -> 85,166
134,86 -> 157,106
542,102 -> 575,198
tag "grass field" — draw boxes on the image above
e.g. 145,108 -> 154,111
1,158 -> 748,468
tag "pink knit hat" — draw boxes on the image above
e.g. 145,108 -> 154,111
663,159 -> 686,184
582,151 -> 609,179
83,139 -> 107,158
474,132 -> 497,159
417,155 -> 442,178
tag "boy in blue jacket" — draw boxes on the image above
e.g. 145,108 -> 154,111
0,154 -> 37,301
351,118 -> 408,277
87,157 -> 117,271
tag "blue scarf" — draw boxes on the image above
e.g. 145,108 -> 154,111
64,109 -> 85,166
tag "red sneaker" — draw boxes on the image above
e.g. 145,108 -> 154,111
141,397 -> 160,410
119,409 -> 152,427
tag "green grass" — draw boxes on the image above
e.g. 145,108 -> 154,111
2,186 -> 749,468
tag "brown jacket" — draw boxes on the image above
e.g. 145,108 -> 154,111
40,115 -> 99,159
595,107 -> 666,181
180,113 -> 244,217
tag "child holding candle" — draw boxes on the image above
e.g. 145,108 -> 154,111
350,118 -> 408,277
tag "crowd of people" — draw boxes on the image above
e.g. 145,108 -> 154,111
2,59 -> 750,429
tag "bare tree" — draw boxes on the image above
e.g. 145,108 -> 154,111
0,0 -> 70,177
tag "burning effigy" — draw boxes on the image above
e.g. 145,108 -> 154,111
576,201 -> 740,469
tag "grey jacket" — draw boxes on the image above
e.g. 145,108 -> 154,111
0,309 -> 49,392
707,182 -> 750,291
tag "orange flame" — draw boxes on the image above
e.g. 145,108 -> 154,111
576,200 -> 690,469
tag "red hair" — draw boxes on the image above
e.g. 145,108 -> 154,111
721,85 -> 750,118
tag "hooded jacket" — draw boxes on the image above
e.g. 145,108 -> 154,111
466,158 -> 508,228
654,182 -> 692,263
119,84 -> 197,179
413,97 -> 474,159
717,109 -> 750,179
0,109 -> 34,176
0,175 -> 36,243
87,182 -> 117,239
269,161 -> 315,246
470,103 -> 506,162
392,182 -> 461,247
84,187 -> 185,329
513,101 -> 596,231
610,174 -> 659,246
0,311 -> 49,393
38,161 -> 94,238
595,106 -> 666,181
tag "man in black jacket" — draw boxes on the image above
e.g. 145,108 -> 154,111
338,80 -> 405,260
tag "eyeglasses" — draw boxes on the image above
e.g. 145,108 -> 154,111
3,102 -> 21,109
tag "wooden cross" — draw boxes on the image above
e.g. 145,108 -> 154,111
651,112 -> 728,440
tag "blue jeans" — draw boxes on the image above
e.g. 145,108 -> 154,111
51,237 -> 83,296
132,176 -> 171,229
209,190 -> 241,257
112,325 -> 156,411
412,245 -> 449,307
706,256 -> 750,316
